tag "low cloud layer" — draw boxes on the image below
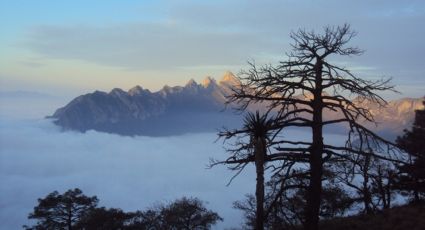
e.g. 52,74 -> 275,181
0,117 -> 258,229
0,96 -> 360,229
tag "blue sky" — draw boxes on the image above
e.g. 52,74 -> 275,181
0,0 -> 424,98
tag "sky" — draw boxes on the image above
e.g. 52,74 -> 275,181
0,0 -> 424,98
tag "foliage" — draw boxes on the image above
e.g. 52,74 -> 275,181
234,171 -> 353,229
396,99 -> 425,202
25,190 -> 222,230
77,207 -> 132,229
24,188 -> 98,230
159,197 -> 223,229
320,202 -> 425,230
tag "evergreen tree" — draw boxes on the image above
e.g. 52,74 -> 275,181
24,188 -> 98,230
396,99 -> 425,202
159,197 -> 223,230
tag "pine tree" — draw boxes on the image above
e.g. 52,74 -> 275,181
396,99 -> 425,202
24,188 -> 98,230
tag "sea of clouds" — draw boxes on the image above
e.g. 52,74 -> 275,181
0,94 -> 349,229
0,95 -> 256,229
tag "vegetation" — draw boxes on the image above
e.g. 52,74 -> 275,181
320,202 -> 425,230
395,99 -> 425,202
23,25 -> 424,230
25,189 -> 222,230
24,188 -> 98,230
213,24 -> 402,230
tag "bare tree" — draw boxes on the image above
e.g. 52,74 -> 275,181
335,151 -> 397,214
219,24 -> 399,230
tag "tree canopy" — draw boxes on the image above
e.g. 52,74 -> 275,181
24,188 -> 98,230
25,189 -> 222,230
396,99 -> 425,202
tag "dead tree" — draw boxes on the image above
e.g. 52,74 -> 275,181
221,24 -> 399,230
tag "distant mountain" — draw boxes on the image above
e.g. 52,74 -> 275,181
48,72 -> 424,138
357,97 -> 424,140
48,72 -> 243,136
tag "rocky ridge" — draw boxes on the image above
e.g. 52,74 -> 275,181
49,72 -> 423,137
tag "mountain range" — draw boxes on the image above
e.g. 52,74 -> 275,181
48,72 -> 424,139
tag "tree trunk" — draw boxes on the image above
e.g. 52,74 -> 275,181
414,184 -> 420,203
67,212 -> 72,230
305,59 -> 324,230
255,137 -> 265,230
363,154 -> 372,214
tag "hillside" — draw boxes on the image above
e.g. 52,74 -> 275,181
320,203 -> 425,230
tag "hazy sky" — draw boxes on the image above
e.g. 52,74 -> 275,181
0,0 -> 424,98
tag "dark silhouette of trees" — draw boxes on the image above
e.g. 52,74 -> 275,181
77,207 -> 131,229
159,197 -> 223,229
335,153 -> 396,214
216,24 -> 398,230
370,162 -> 396,210
25,190 -> 222,230
396,99 -> 425,202
234,178 -> 352,229
245,112 -> 273,230
24,188 -> 98,230
212,111 -> 275,230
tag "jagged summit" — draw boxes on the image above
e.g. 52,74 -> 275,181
185,79 -> 198,88
219,71 -> 240,86
201,76 -> 217,88
110,88 -> 126,96
128,85 -> 150,96
48,71 -> 422,137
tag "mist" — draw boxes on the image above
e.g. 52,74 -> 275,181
0,93 -> 348,229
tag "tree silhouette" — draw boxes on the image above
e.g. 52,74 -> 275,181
26,190 -> 222,230
213,111 -> 274,230
77,207 -> 132,229
396,99 -> 425,202
220,24 -> 398,230
335,153 -> 396,213
158,197 -> 223,230
24,188 -> 98,230
234,178 -> 352,229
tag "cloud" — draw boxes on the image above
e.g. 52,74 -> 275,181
0,94 -> 352,229
22,0 -> 425,86
0,116 -> 257,229
25,23 -> 274,71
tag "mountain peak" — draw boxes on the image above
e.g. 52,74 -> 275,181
185,79 -> 198,88
110,88 -> 126,96
128,85 -> 149,96
219,71 -> 239,86
201,76 -> 216,88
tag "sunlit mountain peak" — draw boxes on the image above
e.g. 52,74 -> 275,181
219,71 -> 240,86
201,76 -> 216,88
